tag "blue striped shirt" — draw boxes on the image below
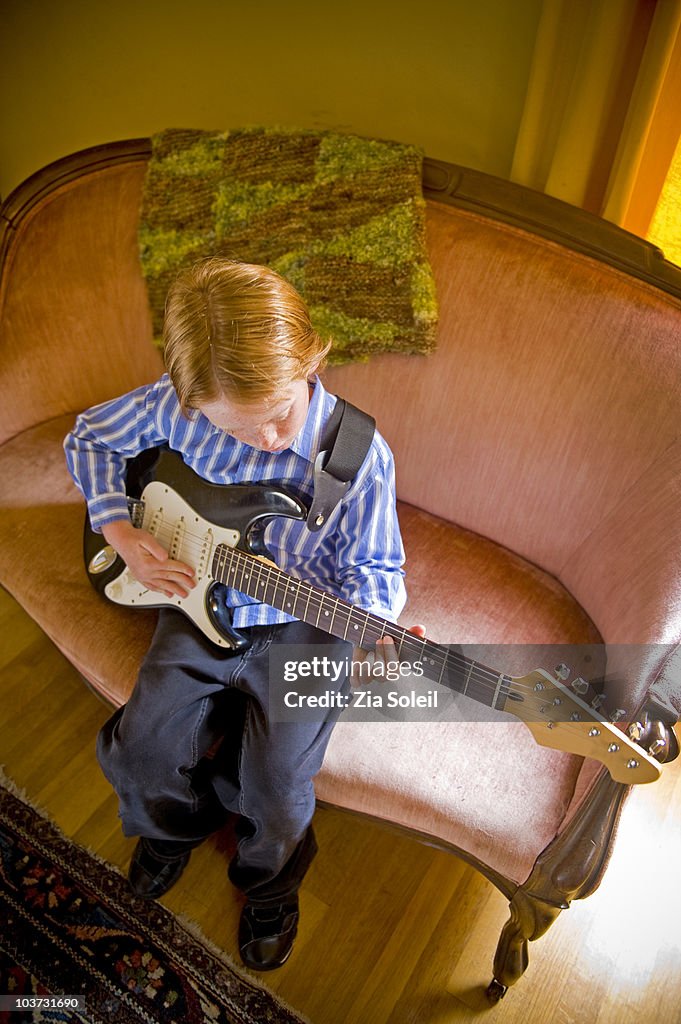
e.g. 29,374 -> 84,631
64,375 -> 406,628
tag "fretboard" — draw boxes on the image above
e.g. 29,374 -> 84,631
211,544 -> 512,712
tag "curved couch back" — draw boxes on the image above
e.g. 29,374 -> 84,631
326,203 -> 681,635
0,155 -> 164,445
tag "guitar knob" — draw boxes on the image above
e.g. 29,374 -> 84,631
555,664 -> 571,680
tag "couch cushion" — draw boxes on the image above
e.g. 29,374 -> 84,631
318,717 -> 583,886
0,415 -> 158,705
396,503 -> 600,645
0,415 -> 599,883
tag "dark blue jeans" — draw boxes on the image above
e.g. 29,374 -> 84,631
96,610 -> 351,906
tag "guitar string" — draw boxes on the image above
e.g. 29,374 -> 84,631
137,521 -> 629,738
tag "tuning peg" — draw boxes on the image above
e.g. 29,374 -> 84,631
571,677 -> 589,696
555,664 -> 571,680
648,738 -> 667,758
627,721 -> 643,742
609,708 -> 627,723
591,693 -> 606,710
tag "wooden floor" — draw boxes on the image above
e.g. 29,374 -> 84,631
1,585 -> 680,1024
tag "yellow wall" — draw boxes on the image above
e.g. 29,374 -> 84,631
0,0 -> 543,199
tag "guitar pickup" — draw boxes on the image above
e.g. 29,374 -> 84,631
169,517 -> 186,561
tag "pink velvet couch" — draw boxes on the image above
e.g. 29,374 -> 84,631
1,139 -> 679,1000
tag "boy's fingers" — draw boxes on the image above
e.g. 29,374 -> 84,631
141,535 -> 169,562
165,559 -> 196,580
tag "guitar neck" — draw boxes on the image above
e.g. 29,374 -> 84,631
212,544 -> 510,712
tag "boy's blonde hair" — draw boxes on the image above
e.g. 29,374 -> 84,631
163,258 -> 331,411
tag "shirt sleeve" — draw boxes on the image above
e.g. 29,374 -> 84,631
63,379 -> 171,533
333,443 -> 407,623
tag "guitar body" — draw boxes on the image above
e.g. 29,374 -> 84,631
83,447 -> 308,647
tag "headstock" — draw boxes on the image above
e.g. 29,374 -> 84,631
506,668 -> 662,784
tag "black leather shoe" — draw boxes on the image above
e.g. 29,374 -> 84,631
238,898 -> 299,971
127,837 -> 191,899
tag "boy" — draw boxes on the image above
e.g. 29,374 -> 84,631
64,258 -> 410,971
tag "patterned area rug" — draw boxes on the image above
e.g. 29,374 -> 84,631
139,126 -> 438,364
0,777 -> 308,1024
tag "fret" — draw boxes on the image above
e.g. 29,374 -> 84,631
290,577 -> 305,620
463,658 -> 474,697
328,596 -> 340,634
238,552 -> 248,595
301,580 -> 312,623
346,607 -> 365,644
320,595 -> 338,631
282,578 -> 298,616
253,560 -> 267,600
466,665 -> 499,710
332,600 -> 353,640
216,549 -> 226,582
263,577 -> 279,608
256,564 -> 269,600
362,618 -> 386,649
415,633 -> 428,669
435,645 -> 448,688
400,634 -> 432,675
357,608 -> 371,649
393,629 -> 407,659
268,567 -> 283,608
398,631 -> 419,663
314,591 -> 324,629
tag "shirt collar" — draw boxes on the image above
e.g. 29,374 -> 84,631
289,375 -> 335,462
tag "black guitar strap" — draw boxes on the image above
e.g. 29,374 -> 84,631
306,397 -> 376,532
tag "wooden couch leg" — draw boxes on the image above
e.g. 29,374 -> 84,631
485,771 -> 629,1004
486,890 -> 564,1003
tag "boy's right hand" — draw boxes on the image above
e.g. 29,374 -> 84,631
102,520 -> 196,598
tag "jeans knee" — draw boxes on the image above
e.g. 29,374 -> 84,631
97,710 -> 170,781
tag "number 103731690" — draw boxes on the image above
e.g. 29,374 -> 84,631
0,996 -> 86,1011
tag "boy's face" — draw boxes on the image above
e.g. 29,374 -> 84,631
197,378 -> 311,453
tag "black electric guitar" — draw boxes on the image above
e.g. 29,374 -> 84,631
84,448 -> 665,785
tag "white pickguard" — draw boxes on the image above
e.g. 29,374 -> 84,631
104,481 -> 240,647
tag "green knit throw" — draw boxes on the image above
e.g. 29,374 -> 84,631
139,127 -> 438,364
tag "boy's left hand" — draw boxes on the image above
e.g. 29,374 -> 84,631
352,624 -> 426,684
